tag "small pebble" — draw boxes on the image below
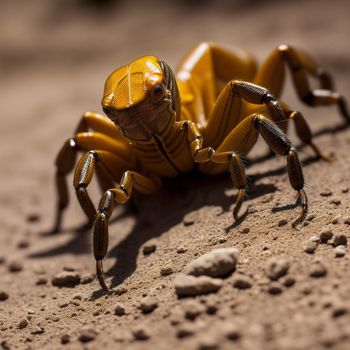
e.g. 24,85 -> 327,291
176,323 -> 196,338
61,334 -> 70,344
309,235 -> 320,243
72,293 -> 83,301
36,277 -> 48,286
332,305 -> 348,318
1,341 -> 10,350
303,242 -> 317,254
184,248 -> 239,278
333,234 -> 347,247
343,216 -> 350,225
114,303 -> 127,316
143,241 -> 157,255
283,277 -> 296,287
31,326 -> 44,335
0,291 -> 9,301
334,245 -> 346,257
114,286 -> 128,296
176,247 -> 187,254
330,199 -> 341,205
26,213 -> 40,222
52,272 -> 81,287
241,227 -> 250,234
17,240 -> 30,249
268,283 -> 283,295
320,190 -> 332,197
182,300 -> 205,320
132,325 -> 150,340
8,261 -> 23,273
78,328 -> 97,343
17,319 -> 28,329
233,275 -> 252,289
160,266 -> 173,276
278,219 -> 288,227
0,256 -> 5,265
319,228 -> 333,243
222,323 -> 241,341
174,275 -> 223,297
139,296 -> 158,314
265,258 -> 289,281
310,262 -> 327,278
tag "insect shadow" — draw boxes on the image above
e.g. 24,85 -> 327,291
31,120 -> 349,293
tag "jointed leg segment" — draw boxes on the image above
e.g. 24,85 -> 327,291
255,45 -> 350,122
186,79 -> 309,225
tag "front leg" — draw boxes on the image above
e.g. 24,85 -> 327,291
92,171 -> 159,291
183,122 -> 247,220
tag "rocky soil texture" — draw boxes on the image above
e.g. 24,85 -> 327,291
1,1 -> 350,349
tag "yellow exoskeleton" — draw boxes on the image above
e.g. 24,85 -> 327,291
53,42 -> 349,291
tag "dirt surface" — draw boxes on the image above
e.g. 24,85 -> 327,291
1,1 -> 350,349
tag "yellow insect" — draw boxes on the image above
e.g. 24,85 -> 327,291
53,42 -> 349,291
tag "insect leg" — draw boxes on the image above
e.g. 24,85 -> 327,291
278,103 -> 332,161
75,111 -> 125,140
92,171 -> 160,291
53,138 -> 79,232
183,122 -> 248,220
254,115 -> 307,227
255,45 -> 350,123
73,149 -> 131,222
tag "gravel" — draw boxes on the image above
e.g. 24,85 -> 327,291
52,271 -> 81,287
333,234 -> 347,247
183,248 -> 239,278
0,291 -> 9,301
31,326 -> 44,335
303,242 -> 317,254
174,275 -> 223,297
8,261 -> 23,273
132,325 -> 151,340
182,300 -> 206,320
114,303 -> 127,316
268,282 -> 283,295
17,319 -> 28,329
78,328 -> 97,343
265,258 -> 289,281
143,240 -> 157,255
334,245 -> 346,257
232,275 -> 253,289
160,266 -> 173,276
139,296 -> 159,314
309,262 -> 327,278
60,334 -> 70,344
319,228 -> 333,243
222,323 -> 241,341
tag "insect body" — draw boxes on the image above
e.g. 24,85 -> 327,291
54,43 -> 349,291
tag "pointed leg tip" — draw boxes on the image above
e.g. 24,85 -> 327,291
96,260 -> 113,293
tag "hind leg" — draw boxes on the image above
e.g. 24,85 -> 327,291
255,45 -> 350,122
185,113 -> 307,227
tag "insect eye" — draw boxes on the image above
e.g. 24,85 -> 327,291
151,84 -> 166,102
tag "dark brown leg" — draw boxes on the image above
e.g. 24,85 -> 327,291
254,115 -> 307,227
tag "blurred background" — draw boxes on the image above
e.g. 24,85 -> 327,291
0,0 -> 349,221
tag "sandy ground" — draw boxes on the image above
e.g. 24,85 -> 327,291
1,0 -> 350,349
